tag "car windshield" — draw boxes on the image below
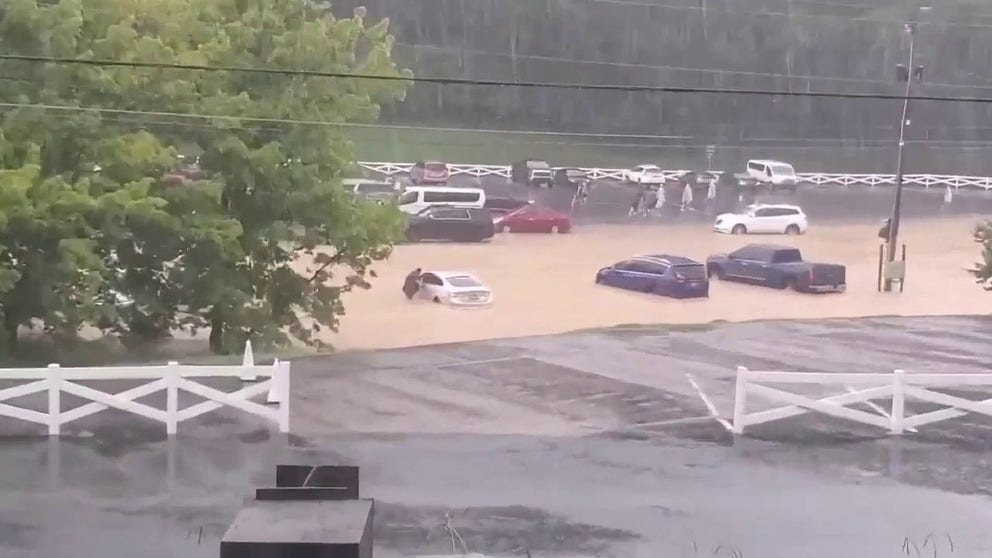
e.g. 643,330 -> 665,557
425,163 -> 447,172
673,265 -> 706,280
446,275 -> 481,287
771,164 -> 795,175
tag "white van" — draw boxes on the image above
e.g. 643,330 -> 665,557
746,160 -> 799,190
397,186 -> 487,214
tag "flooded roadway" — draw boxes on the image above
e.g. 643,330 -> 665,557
3,316 -> 992,557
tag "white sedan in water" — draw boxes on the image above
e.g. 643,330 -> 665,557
417,271 -> 494,307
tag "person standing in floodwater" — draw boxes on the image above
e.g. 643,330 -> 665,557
629,186 -> 645,216
403,268 -> 422,300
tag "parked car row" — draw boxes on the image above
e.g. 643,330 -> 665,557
596,244 -> 846,300
403,203 -> 573,243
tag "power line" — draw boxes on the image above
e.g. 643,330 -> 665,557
0,101 -> 695,139
3,54 -> 992,103
6,104 -> 992,150
397,42 -> 992,91
588,0 -> 992,29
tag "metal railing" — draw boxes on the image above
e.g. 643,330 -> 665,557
732,366 -> 992,435
0,341 -> 290,436
358,161 -> 992,189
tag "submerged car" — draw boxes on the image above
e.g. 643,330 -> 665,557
405,206 -> 495,242
495,205 -> 572,233
417,271 -> 494,307
706,244 -> 846,293
484,196 -> 533,219
595,255 -> 709,299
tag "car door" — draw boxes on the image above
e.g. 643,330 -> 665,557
435,208 -> 472,239
750,207 -> 777,233
609,260 -> 639,290
724,247 -> 757,280
510,206 -> 540,232
418,273 -> 445,300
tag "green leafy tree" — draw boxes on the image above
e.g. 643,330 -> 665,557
0,0 -> 410,355
971,221 -> 992,289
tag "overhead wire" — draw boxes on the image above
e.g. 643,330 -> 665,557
587,0 -> 992,29
396,42 -> 992,91
2,54 -> 992,103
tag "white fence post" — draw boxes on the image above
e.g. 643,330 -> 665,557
166,361 -> 179,436
890,369 -> 906,435
266,358 -> 282,404
47,364 -> 60,436
240,340 -> 256,381
276,360 -> 291,433
733,366 -> 748,434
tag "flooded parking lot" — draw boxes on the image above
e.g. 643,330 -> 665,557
3,316 -> 992,557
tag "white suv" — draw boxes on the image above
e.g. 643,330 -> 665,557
714,204 -> 807,235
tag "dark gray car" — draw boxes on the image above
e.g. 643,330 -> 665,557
406,207 -> 496,242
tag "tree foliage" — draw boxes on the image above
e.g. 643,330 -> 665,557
0,0 -> 410,355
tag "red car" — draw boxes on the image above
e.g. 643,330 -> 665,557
495,205 -> 572,234
409,161 -> 450,185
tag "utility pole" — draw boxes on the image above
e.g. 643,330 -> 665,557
884,14 -> 926,292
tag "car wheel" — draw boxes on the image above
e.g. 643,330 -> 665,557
406,230 -> 420,242
777,276 -> 794,290
785,224 -> 800,235
732,224 -> 747,235
432,296 -> 442,304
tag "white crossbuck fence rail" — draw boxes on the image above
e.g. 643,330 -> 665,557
358,161 -> 992,189
733,366 -> 992,435
0,341 -> 290,436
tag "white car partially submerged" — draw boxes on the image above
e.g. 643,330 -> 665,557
714,203 -> 807,235
417,271 -> 494,307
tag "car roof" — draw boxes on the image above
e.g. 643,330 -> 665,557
631,254 -> 701,266
748,203 -> 803,211
740,243 -> 797,252
636,164 -> 661,168
749,159 -> 793,166
404,186 -> 484,193
426,271 -> 480,280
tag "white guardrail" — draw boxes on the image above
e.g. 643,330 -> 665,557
0,341 -> 290,436
358,161 -> 992,189
733,366 -> 992,435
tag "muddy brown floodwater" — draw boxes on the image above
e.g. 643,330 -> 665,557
323,216 -> 992,350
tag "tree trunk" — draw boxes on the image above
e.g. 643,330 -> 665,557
208,309 -> 227,354
1,317 -> 18,355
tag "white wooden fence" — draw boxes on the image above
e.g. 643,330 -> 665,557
358,161 -> 992,190
733,366 -> 992,435
0,341 -> 290,436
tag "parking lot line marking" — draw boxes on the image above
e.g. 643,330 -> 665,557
844,386 -> 918,433
686,373 -> 733,432
436,356 -> 520,369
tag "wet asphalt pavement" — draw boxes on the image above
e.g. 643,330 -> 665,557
4,316 -> 992,557
448,175 -> 992,224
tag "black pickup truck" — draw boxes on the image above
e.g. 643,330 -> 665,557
706,244 -> 846,293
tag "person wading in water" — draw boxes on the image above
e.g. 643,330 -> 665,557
403,268 -> 422,300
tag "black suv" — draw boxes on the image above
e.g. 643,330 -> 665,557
406,207 -> 495,242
